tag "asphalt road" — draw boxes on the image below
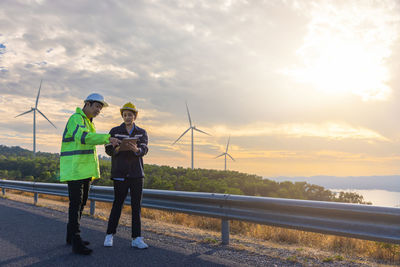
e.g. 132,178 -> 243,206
0,198 -> 246,267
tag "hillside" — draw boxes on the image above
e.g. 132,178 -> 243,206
0,145 -> 368,204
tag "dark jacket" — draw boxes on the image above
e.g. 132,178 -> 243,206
105,123 -> 148,179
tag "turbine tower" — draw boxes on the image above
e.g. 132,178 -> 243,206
15,80 -> 57,155
216,136 -> 235,171
173,102 -> 210,169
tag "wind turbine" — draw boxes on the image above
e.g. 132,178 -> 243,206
173,102 -> 210,169
15,80 -> 57,155
216,136 -> 235,171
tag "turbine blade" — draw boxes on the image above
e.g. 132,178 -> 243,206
15,109 -> 33,118
215,153 -> 225,159
227,153 -> 235,161
35,79 -> 42,108
185,101 -> 192,127
226,136 -> 230,153
193,127 -> 211,136
172,127 -> 191,145
36,108 -> 57,128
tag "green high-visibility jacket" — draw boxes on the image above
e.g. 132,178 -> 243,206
60,107 -> 110,182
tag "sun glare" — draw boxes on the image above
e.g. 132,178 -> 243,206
284,2 -> 396,101
293,41 -> 390,101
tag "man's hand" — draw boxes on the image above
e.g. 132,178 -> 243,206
109,137 -> 121,147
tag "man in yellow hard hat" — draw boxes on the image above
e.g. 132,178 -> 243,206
103,102 -> 149,248
60,93 -> 120,255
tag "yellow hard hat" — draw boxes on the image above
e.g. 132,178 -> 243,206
120,102 -> 138,115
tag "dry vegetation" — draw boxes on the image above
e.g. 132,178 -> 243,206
141,209 -> 400,264
2,190 -> 399,265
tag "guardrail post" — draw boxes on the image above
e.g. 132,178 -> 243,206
90,199 -> 95,216
34,192 -> 38,205
221,219 -> 229,245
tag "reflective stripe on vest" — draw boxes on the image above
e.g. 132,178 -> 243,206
62,118 -> 86,142
60,149 -> 94,156
81,132 -> 88,144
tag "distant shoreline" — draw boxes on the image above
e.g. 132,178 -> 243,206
330,188 -> 400,208
268,175 -> 400,193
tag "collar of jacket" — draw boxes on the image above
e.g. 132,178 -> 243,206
76,107 -> 93,122
119,122 -> 136,135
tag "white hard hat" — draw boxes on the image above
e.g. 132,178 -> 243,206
84,93 -> 108,107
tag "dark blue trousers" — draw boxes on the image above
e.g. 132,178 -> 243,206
67,178 -> 91,241
106,178 -> 144,238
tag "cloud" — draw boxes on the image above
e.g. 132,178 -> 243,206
231,149 -> 400,162
1,0 -> 400,176
147,121 -> 389,142
0,0 -> 307,121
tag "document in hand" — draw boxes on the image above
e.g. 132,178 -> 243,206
122,137 -> 138,145
115,134 -> 139,151
115,134 -> 141,141
115,134 -> 130,140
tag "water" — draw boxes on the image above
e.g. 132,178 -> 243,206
268,176 -> 400,208
331,188 -> 400,208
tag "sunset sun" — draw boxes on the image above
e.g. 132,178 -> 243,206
293,41 -> 390,101
285,2 -> 394,102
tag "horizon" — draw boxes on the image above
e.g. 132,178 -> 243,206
3,142 -> 400,181
2,143 -> 399,207
1,1 -> 400,178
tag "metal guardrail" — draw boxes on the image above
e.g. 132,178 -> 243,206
1,179 -> 399,245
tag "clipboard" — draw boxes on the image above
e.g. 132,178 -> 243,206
118,136 -> 139,151
122,137 -> 139,144
115,134 -> 141,140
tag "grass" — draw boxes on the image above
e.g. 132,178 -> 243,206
286,255 -> 298,262
99,197 -> 400,264
201,237 -> 218,244
3,189 -> 400,265
322,256 -> 333,262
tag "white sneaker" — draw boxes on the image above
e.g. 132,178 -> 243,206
104,234 -> 113,247
131,237 -> 148,249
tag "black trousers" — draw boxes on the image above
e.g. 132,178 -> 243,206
106,178 -> 144,238
67,178 -> 91,239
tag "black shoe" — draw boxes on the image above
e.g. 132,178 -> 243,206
67,235 -> 90,246
72,235 -> 93,255
67,239 -> 90,246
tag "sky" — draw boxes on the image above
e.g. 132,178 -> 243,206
1,0 -> 400,177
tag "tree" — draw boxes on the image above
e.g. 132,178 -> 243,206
0,144 -> 369,204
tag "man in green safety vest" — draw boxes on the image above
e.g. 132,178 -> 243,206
60,93 -> 120,255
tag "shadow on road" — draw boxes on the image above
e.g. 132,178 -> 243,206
0,198 -> 241,267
